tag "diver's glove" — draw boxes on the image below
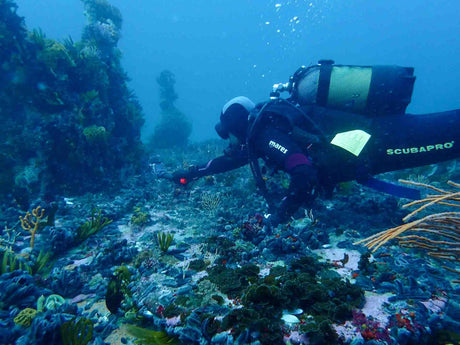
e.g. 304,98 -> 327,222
261,213 -> 281,233
171,166 -> 200,185
151,162 -> 173,180
275,163 -> 318,219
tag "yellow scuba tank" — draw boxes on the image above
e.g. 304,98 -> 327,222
272,60 -> 416,116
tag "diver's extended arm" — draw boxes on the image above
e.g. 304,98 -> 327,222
171,154 -> 248,185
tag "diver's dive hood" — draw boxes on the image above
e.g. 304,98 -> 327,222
215,96 -> 255,140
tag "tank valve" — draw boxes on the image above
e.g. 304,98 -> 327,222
270,82 -> 291,99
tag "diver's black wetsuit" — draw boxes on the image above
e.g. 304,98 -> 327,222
182,101 -> 460,222
305,106 -> 460,187
185,122 -> 317,222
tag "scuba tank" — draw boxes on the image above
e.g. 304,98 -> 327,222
271,60 -> 416,116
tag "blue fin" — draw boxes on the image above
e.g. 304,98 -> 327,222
358,177 -> 421,200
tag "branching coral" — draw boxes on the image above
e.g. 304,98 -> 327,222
0,226 -> 19,252
354,180 -> 459,281
19,206 -> 45,249
201,192 -> 221,216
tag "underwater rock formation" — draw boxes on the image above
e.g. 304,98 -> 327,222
0,0 -> 145,204
150,70 -> 192,148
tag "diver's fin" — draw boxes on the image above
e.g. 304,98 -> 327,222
358,177 -> 421,200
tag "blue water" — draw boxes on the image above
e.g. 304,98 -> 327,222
16,0 -> 460,141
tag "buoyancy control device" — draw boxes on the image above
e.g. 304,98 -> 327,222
271,59 -> 416,116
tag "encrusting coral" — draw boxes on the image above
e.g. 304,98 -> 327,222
13,307 -> 38,327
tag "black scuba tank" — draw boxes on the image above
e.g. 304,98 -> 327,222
274,60 -> 416,116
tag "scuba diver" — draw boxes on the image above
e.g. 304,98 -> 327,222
163,60 -> 460,227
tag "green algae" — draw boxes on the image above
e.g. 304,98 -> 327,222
156,232 -> 174,253
126,325 -> 178,345
60,317 -> 93,345
76,208 -> 112,242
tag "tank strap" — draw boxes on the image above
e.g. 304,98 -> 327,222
317,61 -> 334,106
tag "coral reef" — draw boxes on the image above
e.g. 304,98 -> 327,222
0,0 -> 145,203
0,147 -> 458,345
